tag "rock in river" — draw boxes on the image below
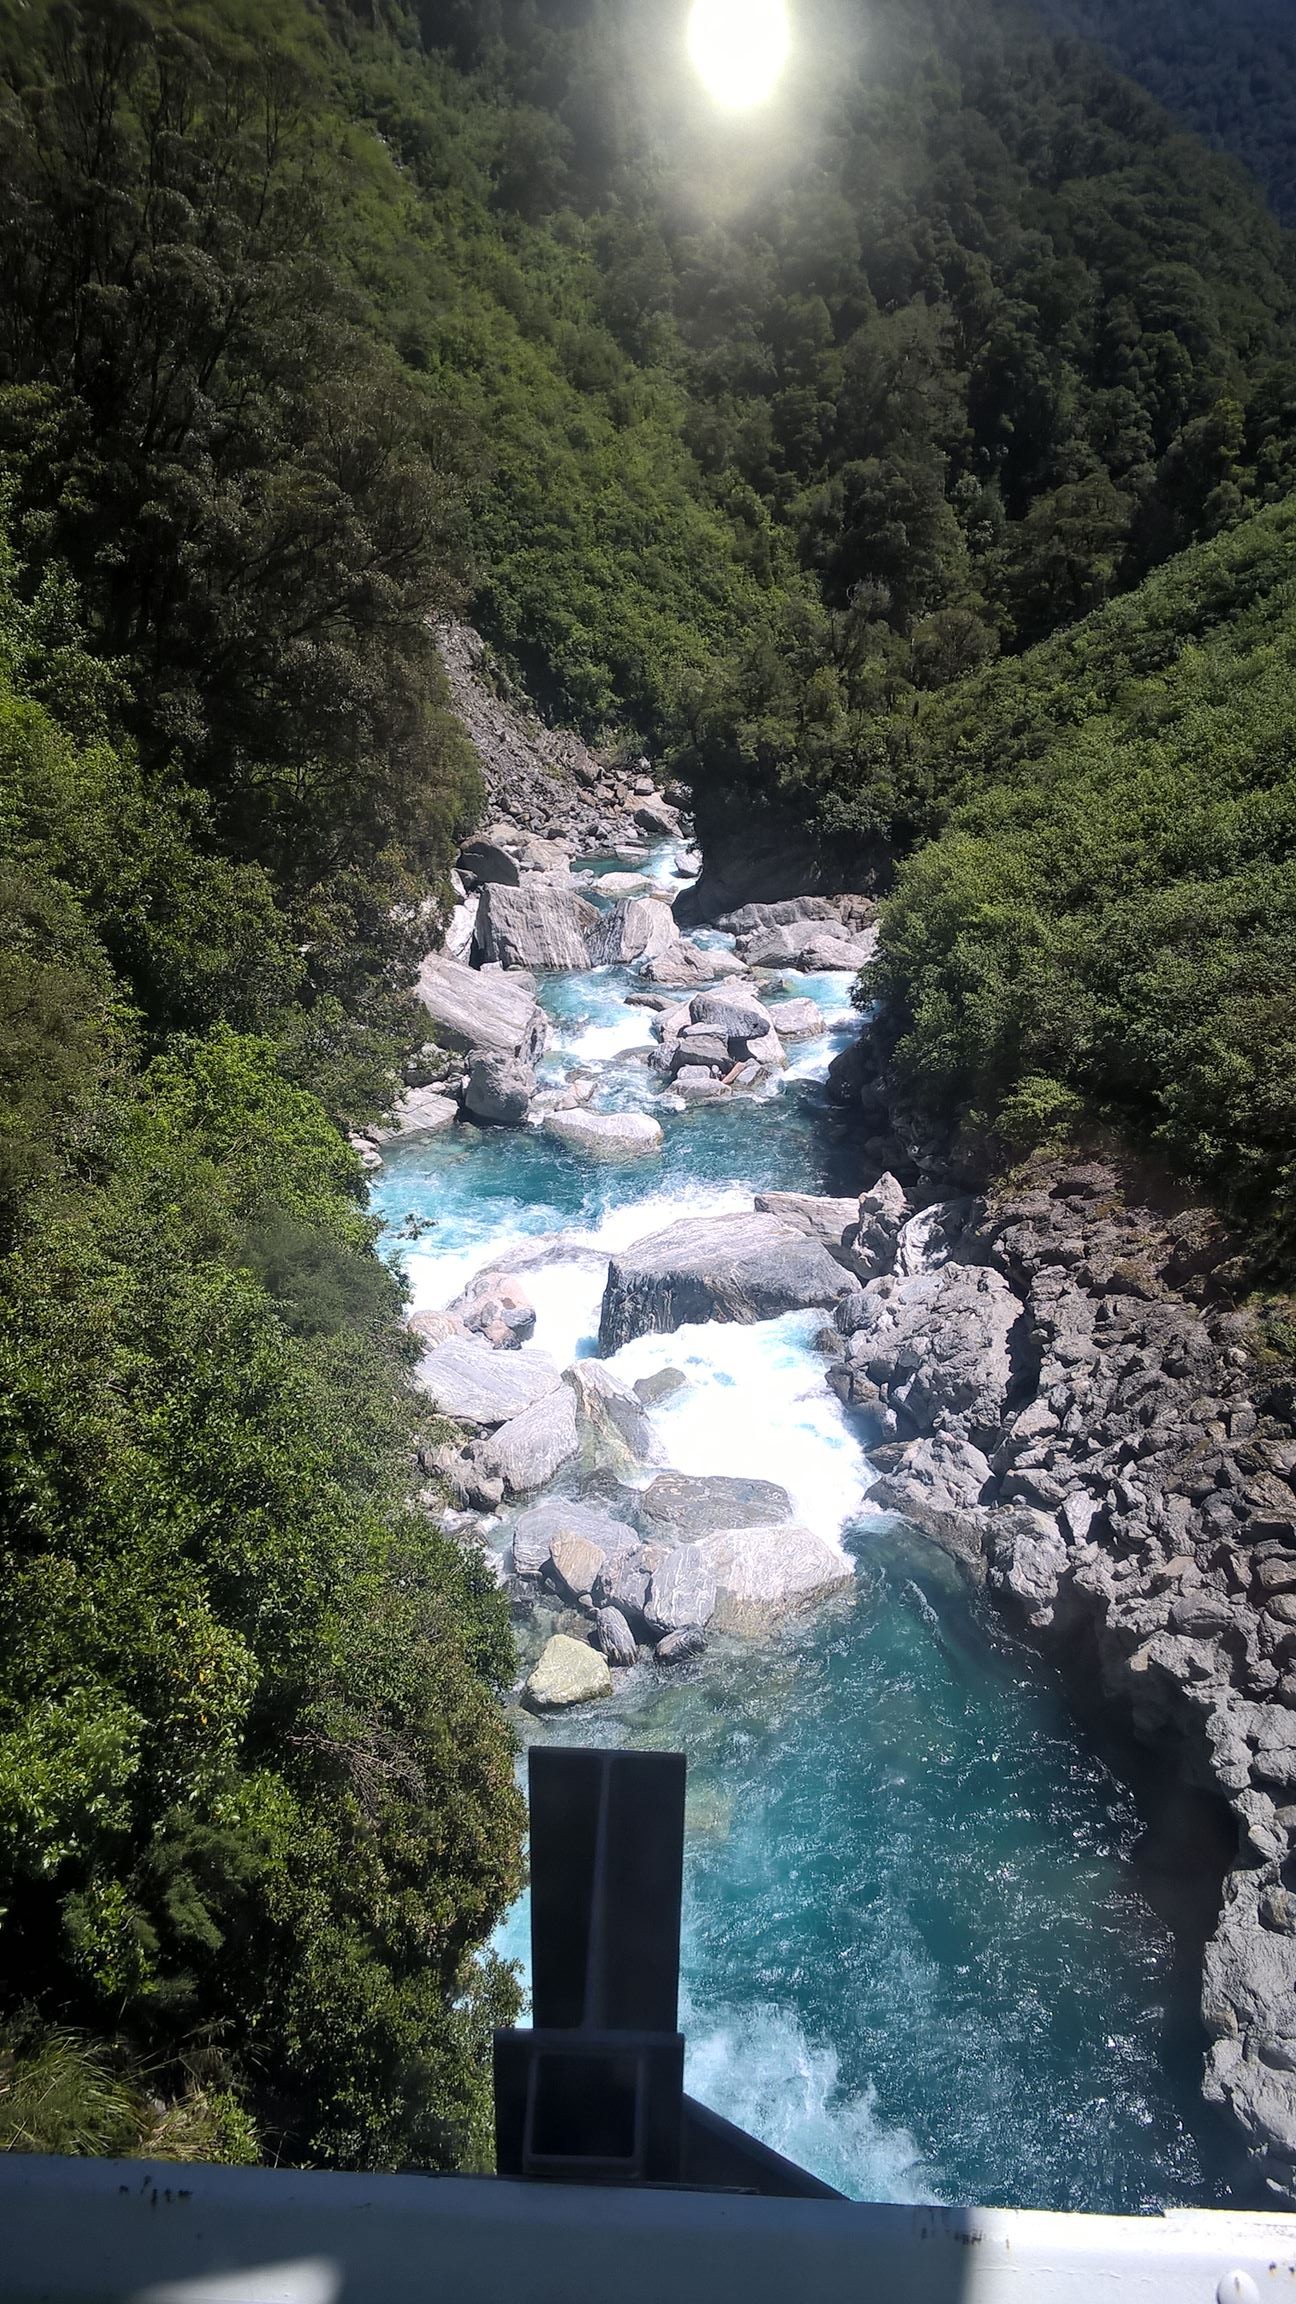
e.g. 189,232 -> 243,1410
417,1336 -> 561,1427
586,896 -> 677,966
599,1210 -> 860,1350
542,1109 -> 663,1159
524,1633 -> 611,1710
467,1382 -> 580,1497
638,1471 -> 795,1539
416,953 -> 546,1064
705,1524 -> 853,1636
463,1050 -> 534,1126
509,1499 -> 640,1579
472,879 -> 598,971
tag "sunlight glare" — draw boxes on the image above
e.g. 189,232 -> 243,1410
687,0 -> 790,112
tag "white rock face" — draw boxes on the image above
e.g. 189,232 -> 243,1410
416,953 -> 547,1063
416,1336 -> 561,1427
542,1110 -> 663,1158
472,879 -> 598,971
524,1633 -> 611,1710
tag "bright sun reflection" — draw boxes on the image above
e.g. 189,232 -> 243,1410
687,0 -> 790,112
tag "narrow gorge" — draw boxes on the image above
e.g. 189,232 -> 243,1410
361,648 -> 1296,2211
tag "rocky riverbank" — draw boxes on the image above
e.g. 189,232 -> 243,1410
797,1122 -> 1296,2200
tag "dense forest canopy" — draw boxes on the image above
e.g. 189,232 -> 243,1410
1039,0 -> 1296,226
0,0 -> 1293,2169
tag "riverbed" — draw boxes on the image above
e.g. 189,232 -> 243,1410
372,841 -> 1233,2211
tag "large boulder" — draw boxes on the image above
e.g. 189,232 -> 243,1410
839,1264 -> 1021,1445
510,1499 -> 639,1579
687,987 -> 775,1047
472,879 -> 599,971
599,1210 -> 860,1350
586,897 -> 677,967
416,954 -> 546,1064
595,1606 -> 638,1666
463,1050 -> 534,1126
646,1545 -> 718,1635
754,1192 -> 860,1264
458,836 -> 520,887
765,998 -> 825,1042
524,1634 -> 611,1710
799,926 -> 879,973
417,1336 -> 561,1426
633,798 -> 678,836
638,1471 -> 795,1540
565,1360 -> 662,1474
468,1382 -> 580,1496
640,938 -> 745,987
717,897 -> 841,937
704,1524 -> 852,1636
542,1110 -> 663,1159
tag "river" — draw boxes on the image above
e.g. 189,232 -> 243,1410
372,839 -> 1233,2211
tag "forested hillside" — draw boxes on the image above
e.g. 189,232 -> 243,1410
0,0 -> 1293,2171
1039,0 -> 1296,226
865,498 -> 1296,1257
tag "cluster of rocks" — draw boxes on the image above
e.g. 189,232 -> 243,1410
509,1475 -> 851,1708
716,895 -> 879,975
776,1150 -> 1296,2200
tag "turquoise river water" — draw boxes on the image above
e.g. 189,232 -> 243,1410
373,843 -> 1237,2212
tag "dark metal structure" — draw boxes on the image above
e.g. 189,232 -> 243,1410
493,1747 -> 843,2197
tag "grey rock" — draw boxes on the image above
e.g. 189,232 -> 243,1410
458,836 -> 520,887
864,1435 -> 995,1570
634,1367 -> 687,1407
765,998 -> 826,1042
472,879 -> 599,971
634,799 -> 678,836
547,1531 -> 607,1604
586,897 -> 677,966
717,897 -> 841,937
703,1523 -> 853,1636
640,938 -> 746,987
463,1050 -> 534,1127
367,1084 -> 460,1146
543,1110 -> 664,1159
565,1360 -> 663,1474
754,1192 -> 859,1264
600,1211 -> 861,1350
416,954 -> 547,1064
595,1606 -> 638,1666
646,1545 -> 719,1633
654,1626 -> 707,1665
638,1471 -> 795,1539
841,1264 -> 1020,1445
417,1337 -> 561,1426
510,1500 -> 639,1579
469,1383 -> 580,1496
447,1269 -> 537,1350
687,987 -> 775,1047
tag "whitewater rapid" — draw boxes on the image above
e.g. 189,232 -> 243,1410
373,841 -> 1229,2211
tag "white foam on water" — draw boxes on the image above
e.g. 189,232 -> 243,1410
407,1185 -> 757,1365
607,1309 -> 868,1552
681,1992 -> 936,2204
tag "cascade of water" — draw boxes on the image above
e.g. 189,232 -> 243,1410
372,842 -> 1228,2212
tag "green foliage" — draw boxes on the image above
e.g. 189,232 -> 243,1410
869,500 -> 1296,1253
1040,0 -> 1296,226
